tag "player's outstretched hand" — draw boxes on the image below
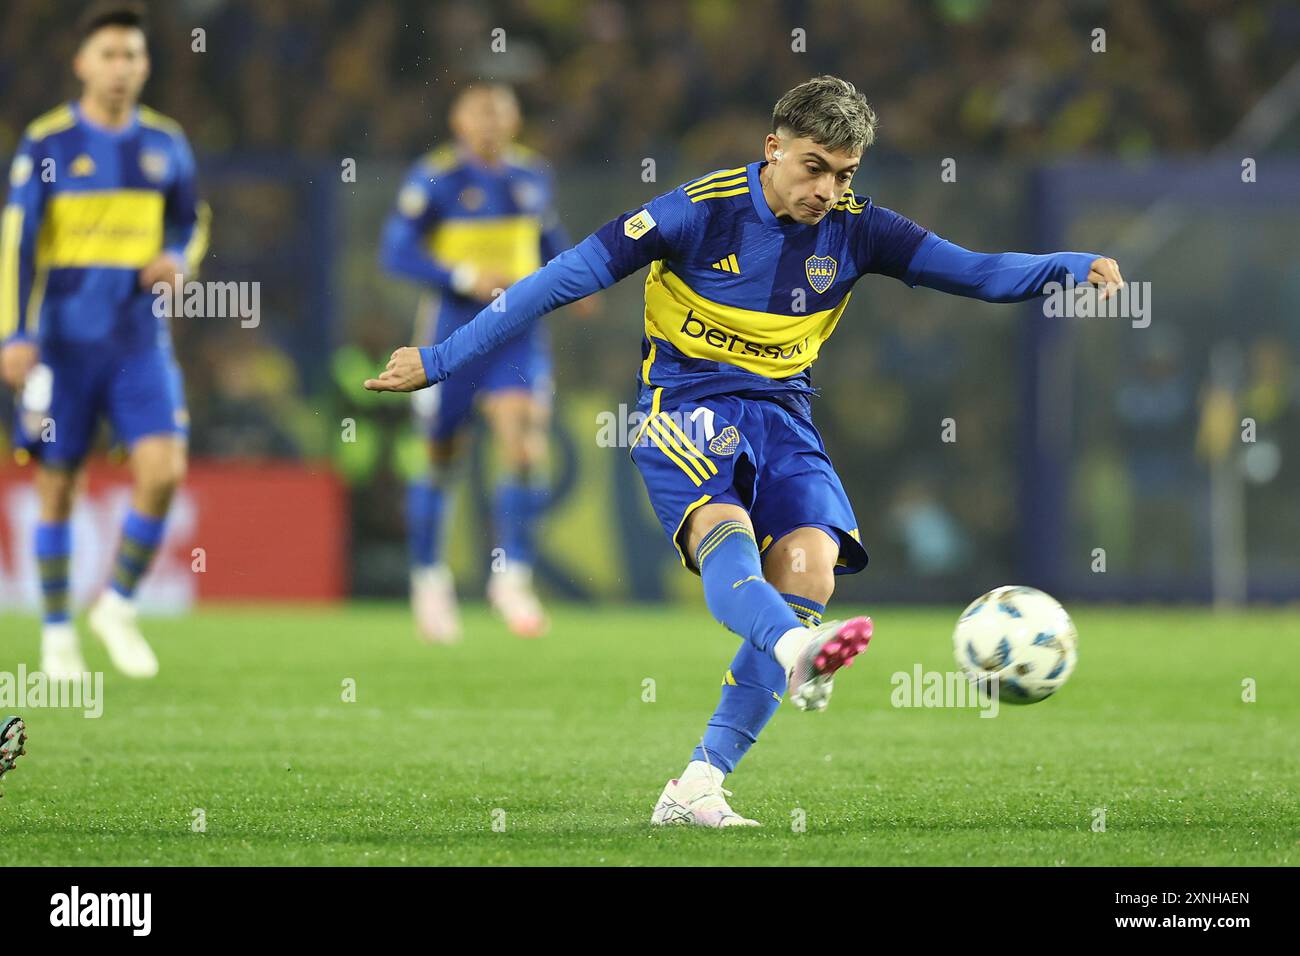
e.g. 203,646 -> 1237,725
364,347 -> 430,392
1088,256 -> 1125,301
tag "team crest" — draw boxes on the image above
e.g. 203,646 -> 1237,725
69,154 -> 96,178
458,186 -> 485,211
805,255 -> 837,294
140,150 -> 169,183
708,425 -> 740,456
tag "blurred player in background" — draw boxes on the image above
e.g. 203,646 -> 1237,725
368,75 -> 1122,827
0,2 -> 208,679
380,83 -> 590,643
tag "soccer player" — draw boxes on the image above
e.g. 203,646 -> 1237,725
365,76 -> 1123,826
379,83 -> 587,642
0,2 -> 208,679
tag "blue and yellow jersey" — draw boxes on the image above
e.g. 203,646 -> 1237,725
576,160 -> 929,416
379,143 -> 571,336
424,158 -> 1099,422
0,102 -> 209,351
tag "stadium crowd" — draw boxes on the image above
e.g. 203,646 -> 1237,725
1,0 -> 1297,597
3,0 -> 1299,163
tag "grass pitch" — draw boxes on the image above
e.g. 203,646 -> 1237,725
1,602 -> 1296,866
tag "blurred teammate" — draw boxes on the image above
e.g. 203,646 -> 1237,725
366,76 -> 1123,825
379,84 -> 587,642
0,2 -> 208,679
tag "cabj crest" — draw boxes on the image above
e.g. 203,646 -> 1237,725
805,255 -> 837,294
708,425 -> 740,456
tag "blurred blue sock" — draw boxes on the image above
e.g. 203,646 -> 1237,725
494,482 -> 548,567
110,510 -> 166,599
406,480 -> 446,569
36,521 -> 71,624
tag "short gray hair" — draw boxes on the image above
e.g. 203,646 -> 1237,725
771,75 -> 877,154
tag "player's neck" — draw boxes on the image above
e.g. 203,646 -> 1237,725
78,95 -> 136,131
758,163 -> 797,223
461,142 -> 506,169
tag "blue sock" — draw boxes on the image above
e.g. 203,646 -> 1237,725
494,481 -> 547,566
695,520 -> 802,658
780,592 -> 825,628
692,592 -> 826,773
35,521 -> 72,625
110,510 -> 166,599
406,480 -> 447,568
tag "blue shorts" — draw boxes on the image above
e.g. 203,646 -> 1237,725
414,322 -> 552,441
630,394 -> 868,575
16,343 -> 188,467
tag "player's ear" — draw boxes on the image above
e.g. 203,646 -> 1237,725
764,133 -> 783,164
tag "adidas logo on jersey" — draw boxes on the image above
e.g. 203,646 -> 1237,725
710,254 -> 740,274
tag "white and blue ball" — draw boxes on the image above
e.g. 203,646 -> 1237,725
952,585 -> 1078,704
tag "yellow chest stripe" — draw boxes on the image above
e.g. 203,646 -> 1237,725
428,215 -> 541,282
37,190 -> 165,269
642,262 -> 850,379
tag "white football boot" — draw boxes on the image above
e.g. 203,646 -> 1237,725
88,590 -> 159,678
783,616 -> 873,712
486,563 -> 548,639
411,565 -> 461,644
39,622 -> 87,681
651,764 -> 760,828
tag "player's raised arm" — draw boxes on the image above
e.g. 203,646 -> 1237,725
365,190 -> 689,393
901,229 -> 1123,303
0,135 -> 47,387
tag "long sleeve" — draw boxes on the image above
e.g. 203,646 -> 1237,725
164,131 -> 210,277
903,233 -> 1097,303
0,138 -> 46,341
378,165 -> 466,293
379,207 -> 461,291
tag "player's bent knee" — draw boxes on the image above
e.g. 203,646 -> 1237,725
35,467 -> 80,521
763,529 -> 839,605
429,436 -> 461,470
497,431 -> 547,478
683,503 -> 753,561
132,442 -> 187,507
137,467 -> 183,505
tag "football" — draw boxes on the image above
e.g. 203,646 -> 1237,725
953,585 -> 1078,704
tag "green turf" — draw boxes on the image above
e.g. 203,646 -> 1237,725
0,603 -> 1296,865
